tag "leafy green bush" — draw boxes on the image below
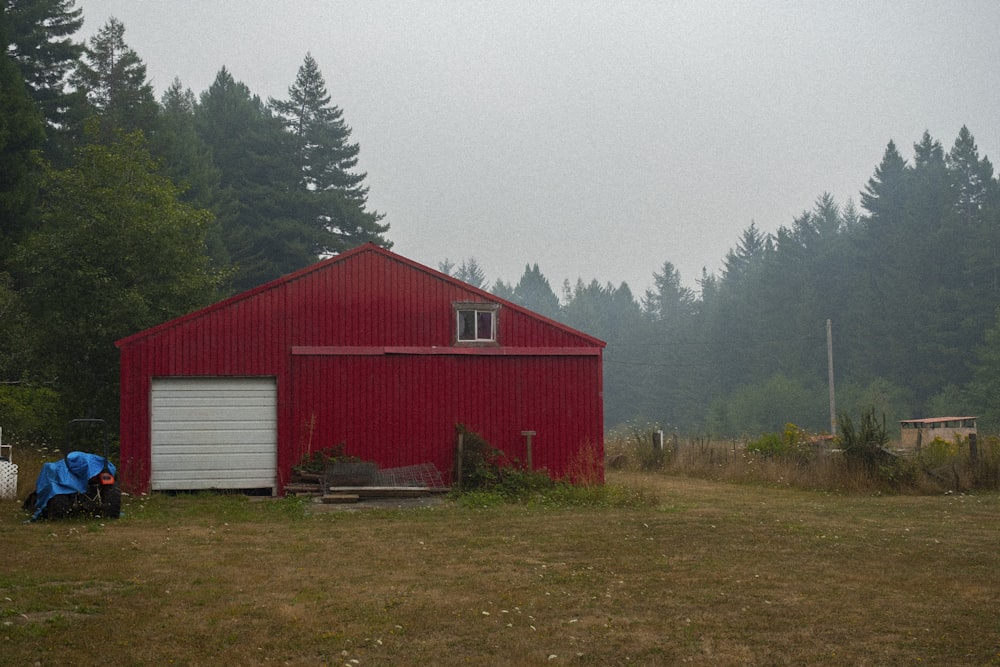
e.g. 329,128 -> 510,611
746,423 -> 815,463
292,443 -> 357,475
456,425 -> 508,490
918,436 -> 960,470
0,384 -> 63,446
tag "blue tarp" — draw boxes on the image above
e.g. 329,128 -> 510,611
32,451 -> 116,520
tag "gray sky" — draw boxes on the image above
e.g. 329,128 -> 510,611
79,1 -> 1000,297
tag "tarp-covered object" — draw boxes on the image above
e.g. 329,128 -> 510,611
32,452 -> 117,520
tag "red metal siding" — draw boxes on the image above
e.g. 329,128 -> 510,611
289,350 -> 602,481
117,244 -> 604,492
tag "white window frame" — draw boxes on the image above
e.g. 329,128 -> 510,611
454,302 -> 499,344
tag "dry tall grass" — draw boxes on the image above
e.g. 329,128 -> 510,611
605,426 -> 1000,495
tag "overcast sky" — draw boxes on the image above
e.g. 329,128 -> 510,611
78,1 -> 1000,297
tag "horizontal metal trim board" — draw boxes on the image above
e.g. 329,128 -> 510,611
291,345 -> 600,357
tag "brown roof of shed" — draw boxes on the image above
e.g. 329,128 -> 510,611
898,417 -> 977,425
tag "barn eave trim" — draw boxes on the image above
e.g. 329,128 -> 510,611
290,345 -> 600,357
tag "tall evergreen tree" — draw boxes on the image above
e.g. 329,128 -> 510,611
453,257 -> 486,289
490,277 -> 515,301
71,17 -> 158,142
270,53 -> 389,253
946,125 -> 995,224
3,0 -> 85,161
149,78 -> 228,267
0,8 -> 45,258
967,307 -> 1000,431
722,221 -> 770,283
642,261 -> 694,323
196,67 -> 320,290
860,140 -> 908,225
512,263 -> 560,319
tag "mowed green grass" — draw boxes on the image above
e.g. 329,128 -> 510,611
2,472 -> 999,666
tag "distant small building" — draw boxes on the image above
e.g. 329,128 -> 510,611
899,417 -> 977,452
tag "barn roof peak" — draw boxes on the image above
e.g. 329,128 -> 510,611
116,243 -> 605,349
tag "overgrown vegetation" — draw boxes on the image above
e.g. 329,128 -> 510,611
455,425 -> 652,508
291,442 -> 357,475
606,415 -> 1000,495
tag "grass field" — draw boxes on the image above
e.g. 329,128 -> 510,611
2,471 -> 999,666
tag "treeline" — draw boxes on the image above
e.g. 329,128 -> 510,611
1,2 -> 387,437
469,129 -> 1000,436
3,2 -> 999,445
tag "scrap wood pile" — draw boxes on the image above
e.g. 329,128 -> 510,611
286,461 -> 448,504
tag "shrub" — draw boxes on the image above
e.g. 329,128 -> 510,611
456,425 -> 509,490
838,408 -> 914,487
292,443 -> 356,475
746,423 -> 815,464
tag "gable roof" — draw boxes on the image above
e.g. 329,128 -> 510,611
116,243 -> 605,349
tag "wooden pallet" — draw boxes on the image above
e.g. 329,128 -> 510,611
327,486 -> 449,498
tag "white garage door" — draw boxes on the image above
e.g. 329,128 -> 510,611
151,377 -> 277,492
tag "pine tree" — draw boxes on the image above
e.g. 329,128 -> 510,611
722,221 -> 770,283
512,263 -> 560,319
149,78 -> 229,269
947,125 -> 995,224
270,53 -> 389,254
71,17 -> 158,142
0,8 -> 46,258
3,0 -> 85,161
195,67 -> 318,290
453,258 -> 486,289
642,261 -> 694,323
860,140 -> 908,224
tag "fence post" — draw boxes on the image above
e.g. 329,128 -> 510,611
455,432 -> 464,491
521,431 -> 536,470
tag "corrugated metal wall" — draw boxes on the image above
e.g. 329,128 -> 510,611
118,244 -> 605,492
290,351 -> 602,482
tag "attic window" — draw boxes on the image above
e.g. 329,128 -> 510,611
455,303 -> 498,344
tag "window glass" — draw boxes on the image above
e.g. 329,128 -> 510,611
477,311 -> 493,340
458,310 -> 476,340
455,304 -> 497,343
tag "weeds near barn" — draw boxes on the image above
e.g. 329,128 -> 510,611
606,418 -> 1000,495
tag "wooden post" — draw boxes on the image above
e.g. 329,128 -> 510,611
521,430 -> 536,470
827,319 -> 837,437
970,432 -> 979,465
455,432 -> 464,491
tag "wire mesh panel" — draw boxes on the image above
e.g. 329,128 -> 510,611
0,461 -> 17,500
372,464 -> 445,488
324,461 -> 378,487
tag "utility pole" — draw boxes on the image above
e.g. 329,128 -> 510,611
827,319 -> 836,436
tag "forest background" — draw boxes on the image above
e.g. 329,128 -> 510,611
3,1 -> 1000,448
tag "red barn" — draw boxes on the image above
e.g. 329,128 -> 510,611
116,244 -> 605,494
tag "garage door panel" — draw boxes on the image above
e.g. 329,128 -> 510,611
152,441 -> 276,454
151,378 -> 277,492
153,423 -> 275,435
152,406 -> 274,422
152,453 -> 275,470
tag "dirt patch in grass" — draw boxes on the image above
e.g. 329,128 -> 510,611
2,473 -> 999,665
